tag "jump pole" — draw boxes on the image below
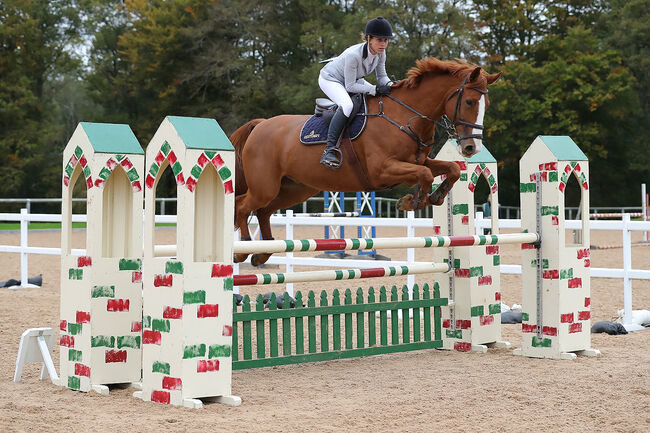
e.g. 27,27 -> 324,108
233,262 -> 451,286
231,233 -> 539,255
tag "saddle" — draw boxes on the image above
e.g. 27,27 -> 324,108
300,93 -> 368,144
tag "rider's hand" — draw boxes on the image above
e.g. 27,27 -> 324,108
376,84 -> 391,96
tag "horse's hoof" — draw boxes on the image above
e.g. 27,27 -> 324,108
428,190 -> 445,206
396,194 -> 413,211
251,254 -> 270,267
233,253 -> 248,264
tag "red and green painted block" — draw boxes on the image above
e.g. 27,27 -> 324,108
185,151 -> 234,194
119,258 -> 142,282
152,361 -> 170,374
197,360 -> 220,372
63,146 -> 93,188
146,141 -> 185,189
559,162 -> 588,192
468,163 -> 498,193
68,268 -> 84,280
165,261 -> 184,274
95,155 -> 142,191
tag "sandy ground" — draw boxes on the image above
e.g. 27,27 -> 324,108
1,226 -> 649,433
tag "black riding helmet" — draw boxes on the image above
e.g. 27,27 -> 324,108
365,17 -> 393,38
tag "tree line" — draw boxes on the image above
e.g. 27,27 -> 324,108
1,0 -> 648,210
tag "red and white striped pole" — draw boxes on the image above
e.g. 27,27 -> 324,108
233,262 -> 451,286
232,233 -> 540,255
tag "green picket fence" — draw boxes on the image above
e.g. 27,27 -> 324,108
232,283 -> 448,370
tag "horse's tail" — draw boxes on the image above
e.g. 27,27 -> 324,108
229,118 -> 266,195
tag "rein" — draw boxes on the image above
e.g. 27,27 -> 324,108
364,94 -> 436,162
364,71 -> 488,161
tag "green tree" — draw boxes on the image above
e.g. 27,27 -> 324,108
472,0 -> 607,66
472,0 -> 549,64
596,0 -> 650,179
485,26 -> 639,206
0,0 -> 84,200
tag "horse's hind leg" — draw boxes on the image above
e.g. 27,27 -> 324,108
396,184 -> 429,211
234,162 -> 286,263
234,193 -> 254,263
250,180 -> 318,267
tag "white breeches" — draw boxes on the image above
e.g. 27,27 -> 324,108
318,75 -> 353,117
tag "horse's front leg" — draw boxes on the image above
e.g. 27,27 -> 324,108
375,160 -> 435,211
423,158 -> 461,206
249,180 -> 318,267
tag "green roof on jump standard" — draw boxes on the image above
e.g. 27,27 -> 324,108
538,136 -> 587,161
167,116 -> 234,151
80,122 -> 143,154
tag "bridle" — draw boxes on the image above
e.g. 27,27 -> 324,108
438,72 -> 488,144
364,71 -> 488,160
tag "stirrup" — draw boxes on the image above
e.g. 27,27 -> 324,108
320,148 -> 343,170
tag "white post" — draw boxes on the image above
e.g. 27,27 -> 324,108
233,230 -> 240,295
642,183 -> 647,242
407,211 -> 415,298
475,211 -> 484,236
20,208 -> 29,288
285,210 -> 294,296
622,213 -> 632,324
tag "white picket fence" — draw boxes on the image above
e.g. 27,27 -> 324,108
1,209 -> 649,324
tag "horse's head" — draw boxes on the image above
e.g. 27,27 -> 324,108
443,66 -> 501,158
391,59 -> 502,157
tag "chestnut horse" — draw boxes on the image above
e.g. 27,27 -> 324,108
231,58 -> 501,266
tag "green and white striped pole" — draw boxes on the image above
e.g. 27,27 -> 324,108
233,262 -> 451,286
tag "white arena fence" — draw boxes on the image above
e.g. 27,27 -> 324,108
1,208 -> 649,324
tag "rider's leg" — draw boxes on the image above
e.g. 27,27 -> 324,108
321,107 -> 348,167
318,76 -> 353,168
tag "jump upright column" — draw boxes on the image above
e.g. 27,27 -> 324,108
515,136 -> 599,359
432,140 -> 509,352
135,116 -> 240,407
60,123 -> 144,393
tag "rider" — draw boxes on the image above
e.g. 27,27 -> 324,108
318,17 -> 394,169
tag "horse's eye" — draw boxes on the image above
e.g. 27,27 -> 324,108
465,99 -> 474,106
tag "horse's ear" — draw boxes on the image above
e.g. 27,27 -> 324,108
486,71 -> 502,85
469,67 -> 481,83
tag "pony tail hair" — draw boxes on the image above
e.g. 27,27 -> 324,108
229,118 -> 265,196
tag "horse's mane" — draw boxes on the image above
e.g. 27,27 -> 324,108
393,58 -> 484,89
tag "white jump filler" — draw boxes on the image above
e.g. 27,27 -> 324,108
515,136 -> 600,359
432,140 -> 509,352
59,123 -> 145,394
134,116 -> 240,408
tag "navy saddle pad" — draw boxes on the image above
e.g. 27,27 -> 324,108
300,98 -> 368,145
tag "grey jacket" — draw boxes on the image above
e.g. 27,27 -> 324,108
320,42 -> 391,95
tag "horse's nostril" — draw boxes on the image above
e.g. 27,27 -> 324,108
466,145 -> 474,154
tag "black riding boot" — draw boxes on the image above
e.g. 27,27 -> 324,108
320,107 -> 349,169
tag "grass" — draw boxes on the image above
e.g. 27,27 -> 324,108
0,222 -> 177,231
0,222 -> 86,231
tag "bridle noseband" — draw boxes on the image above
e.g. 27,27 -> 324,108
365,71 -> 488,159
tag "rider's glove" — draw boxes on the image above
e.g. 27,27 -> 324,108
375,84 -> 391,96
